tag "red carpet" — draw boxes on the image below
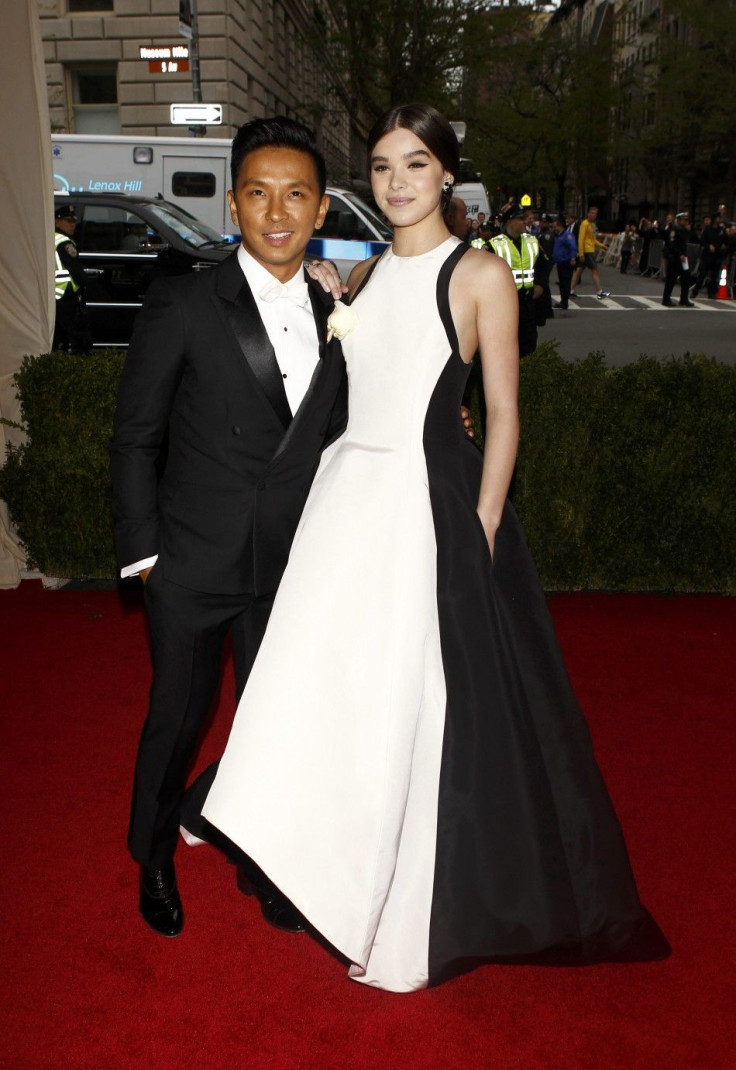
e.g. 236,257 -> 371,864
1,582 -> 734,1069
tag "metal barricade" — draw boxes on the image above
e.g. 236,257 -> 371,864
646,238 -> 664,277
686,242 -> 701,276
604,233 -> 622,266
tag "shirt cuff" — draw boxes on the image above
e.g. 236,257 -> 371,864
121,555 -> 158,579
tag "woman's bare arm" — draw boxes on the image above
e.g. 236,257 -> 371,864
452,252 -> 519,558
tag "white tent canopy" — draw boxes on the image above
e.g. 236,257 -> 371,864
0,0 -> 55,588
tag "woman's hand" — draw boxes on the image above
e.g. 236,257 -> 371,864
461,405 -> 475,439
305,259 -> 348,300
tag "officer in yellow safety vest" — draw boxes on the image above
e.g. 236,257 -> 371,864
489,204 -> 550,357
53,203 -> 90,351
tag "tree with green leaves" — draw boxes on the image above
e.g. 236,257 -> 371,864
331,0 -> 468,125
461,5 -> 614,212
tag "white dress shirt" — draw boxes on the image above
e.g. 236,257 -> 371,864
121,245 -> 320,579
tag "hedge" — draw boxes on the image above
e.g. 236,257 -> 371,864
1,350 -> 125,580
2,344 -> 735,591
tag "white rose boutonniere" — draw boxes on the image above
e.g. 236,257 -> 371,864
326,300 -> 359,343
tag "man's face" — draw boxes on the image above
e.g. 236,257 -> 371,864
587,207 -> 598,222
227,146 -> 329,281
446,197 -> 467,239
506,216 -> 526,239
56,216 -> 76,236
477,212 -> 485,225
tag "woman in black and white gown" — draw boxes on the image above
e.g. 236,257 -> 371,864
203,104 -> 669,991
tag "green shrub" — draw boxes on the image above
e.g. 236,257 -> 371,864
0,350 -> 124,578
467,344 -> 736,592
2,345 -> 735,591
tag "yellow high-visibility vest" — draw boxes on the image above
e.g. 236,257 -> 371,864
489,233 -> 539,290
54,231 -> 80,300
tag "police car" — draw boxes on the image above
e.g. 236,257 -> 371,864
54,191 -> 235,347
306,188 -> 391,278
54,188 -> 391,347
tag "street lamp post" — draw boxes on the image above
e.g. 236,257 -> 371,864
188,0 -> 204,137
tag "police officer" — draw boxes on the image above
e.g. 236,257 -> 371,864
489,204 -> 550,356
53,203 -> 91,351
691,212 -> 727,299
662,210 -> 694,307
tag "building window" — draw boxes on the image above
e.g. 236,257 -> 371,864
68,0 -> 114,10
69,66 -> 119,133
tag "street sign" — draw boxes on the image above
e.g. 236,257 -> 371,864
170,103 -> 222,126
140,44 -> 189,60
179,0 -> 194,39
149,60 -> 189,74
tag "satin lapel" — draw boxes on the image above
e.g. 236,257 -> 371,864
213,255 -> 292,430
270,273 -> 334,464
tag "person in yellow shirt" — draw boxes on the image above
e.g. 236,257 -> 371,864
570,205 -> 610,298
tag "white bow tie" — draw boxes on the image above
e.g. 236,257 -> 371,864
259,278 -> 310,307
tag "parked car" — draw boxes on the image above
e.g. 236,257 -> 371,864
54,191 -> 235,347
55,187 -> 391,347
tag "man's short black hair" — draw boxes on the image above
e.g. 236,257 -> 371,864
230,116 -> 327,195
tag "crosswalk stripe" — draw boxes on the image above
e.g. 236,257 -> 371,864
564,296 -> 736,312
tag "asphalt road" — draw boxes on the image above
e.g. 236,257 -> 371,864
540,262 -> 736,366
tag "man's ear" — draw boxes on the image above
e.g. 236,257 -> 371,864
227,189 -> 238,228
313,194 -> 330,231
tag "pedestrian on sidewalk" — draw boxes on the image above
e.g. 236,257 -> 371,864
619,223 -> 638,274
691,213 -> 726,299
570,206 -> 610,298
551,215 -> 577,309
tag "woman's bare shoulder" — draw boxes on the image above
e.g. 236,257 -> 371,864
454,246 -> 513,288
347,254 -> 381,298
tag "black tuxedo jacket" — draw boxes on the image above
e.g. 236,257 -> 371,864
110,251 -> 347,596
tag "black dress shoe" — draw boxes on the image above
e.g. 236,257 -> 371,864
661,299 -> 675,307
679,300 -> 695,307
236,865 -> 306,933
139,863 -> 184,937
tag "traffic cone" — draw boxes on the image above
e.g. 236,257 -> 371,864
717,262 -> 729,299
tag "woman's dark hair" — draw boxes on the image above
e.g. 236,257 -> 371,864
366,104 -> 460,209
230,116 -> 327,194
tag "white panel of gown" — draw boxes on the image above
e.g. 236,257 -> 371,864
203,236 -> 464,992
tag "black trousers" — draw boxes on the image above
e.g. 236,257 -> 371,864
692,253 -> 720,298
556,263 -> 573,307
52,290 -> 81,351
620,250 -> 632,274
128,567 -> 274,869
662,257 -> 691,304
518,296 -> 538,357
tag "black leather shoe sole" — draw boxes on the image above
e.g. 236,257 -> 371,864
139,867 -> 184,937
237,867 -> 306,933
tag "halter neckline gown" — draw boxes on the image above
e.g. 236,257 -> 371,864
203,236 -> 669,991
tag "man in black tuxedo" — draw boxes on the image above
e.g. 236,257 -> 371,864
110,118 -> 347,938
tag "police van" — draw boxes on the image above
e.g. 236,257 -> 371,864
454,158 -> 491,220
51,133 -> 391,279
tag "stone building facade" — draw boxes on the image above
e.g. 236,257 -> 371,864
38,0 -> 355,182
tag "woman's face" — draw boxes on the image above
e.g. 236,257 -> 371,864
370,127 -> 452,228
